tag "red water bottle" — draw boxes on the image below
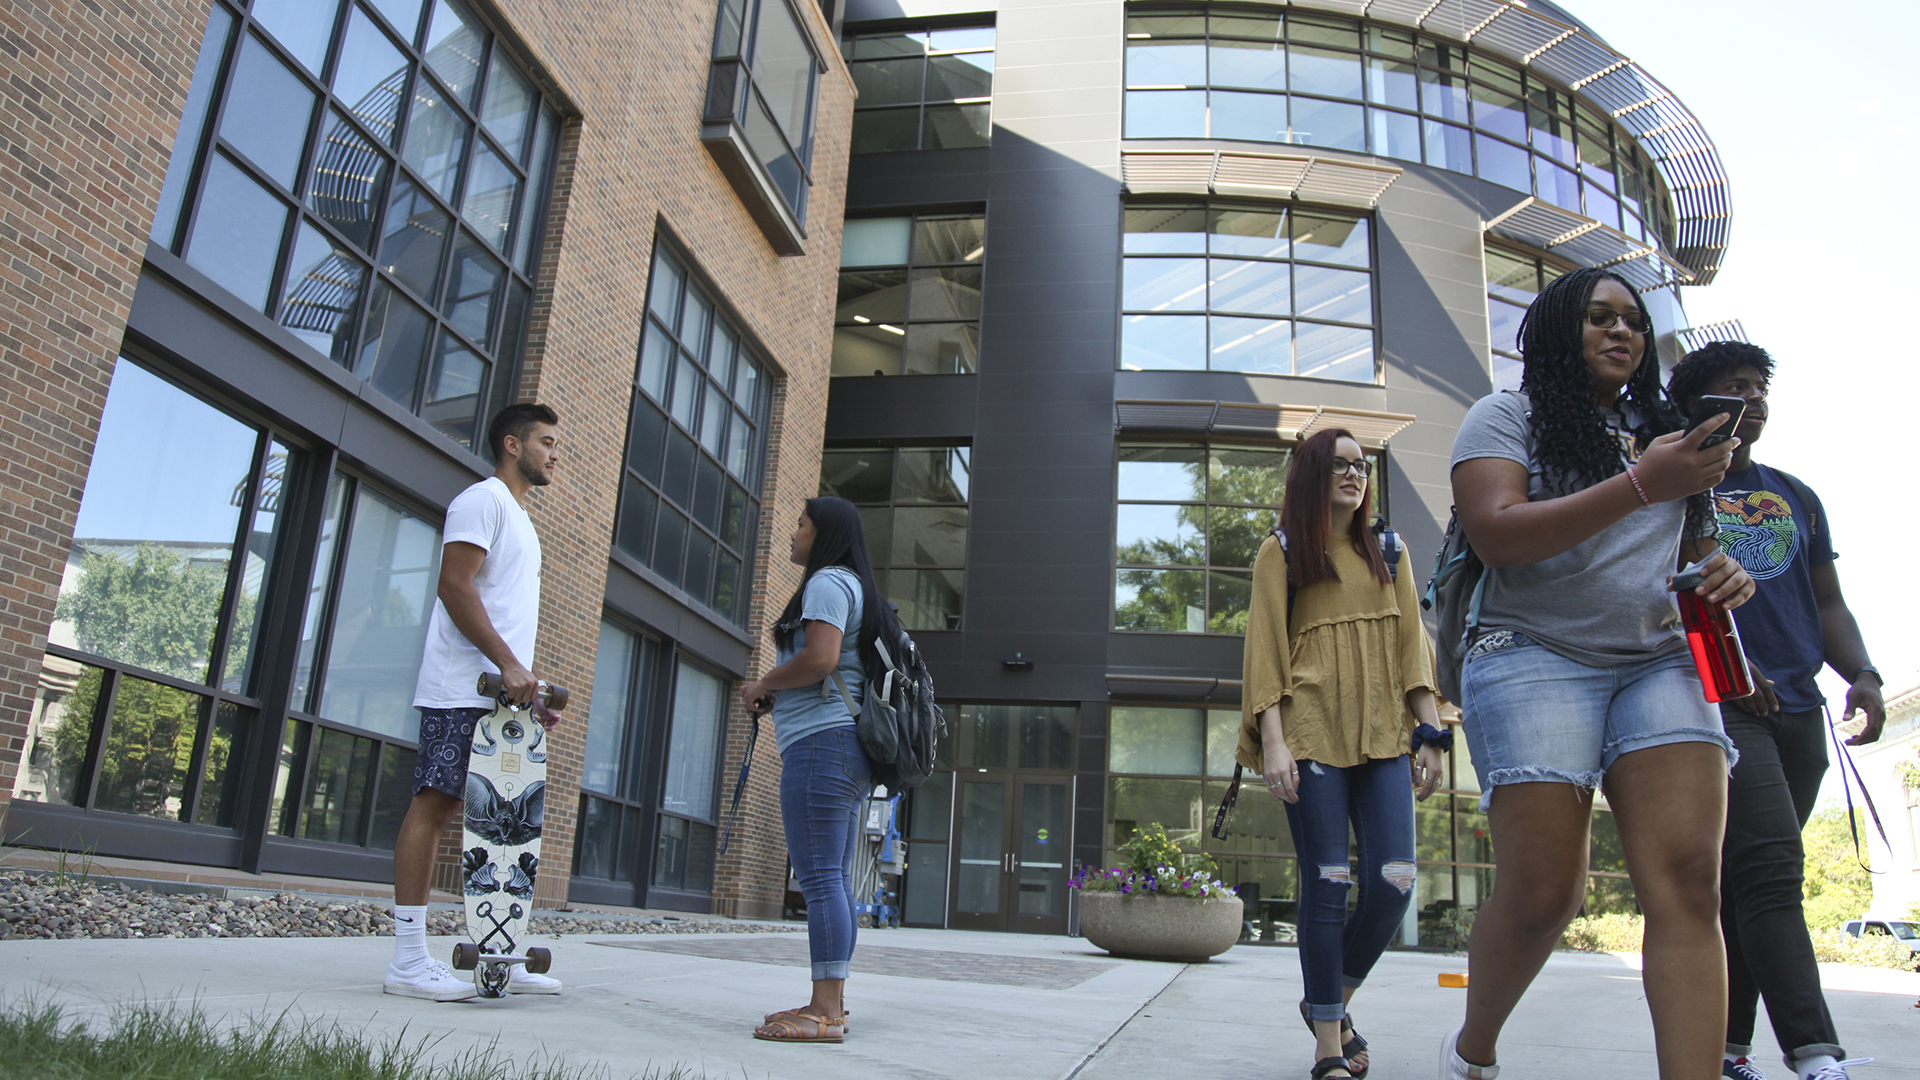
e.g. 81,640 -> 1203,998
1671,560 -> 1755,703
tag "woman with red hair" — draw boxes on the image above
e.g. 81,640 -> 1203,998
1239,427 -> 1447,1080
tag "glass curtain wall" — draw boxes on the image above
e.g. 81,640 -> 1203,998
151,0 -> 562,450
1121,5 -> 1675,246
16,359 -> 292,831
1485,247 -> 1562,393
834,213 -> 986,377
275,470 -> 444,850
844,25 -> 995,153
1123,203 -> 1376,382
818,446 -> 971,631
615,245 -> 772,626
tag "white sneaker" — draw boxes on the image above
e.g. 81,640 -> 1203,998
508,966 -> 562,994
384,959 -> 478,1001
1440,1028 -> 1499,1080
1803,1059 -> 1873,1080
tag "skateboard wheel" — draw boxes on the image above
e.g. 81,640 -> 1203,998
526,947 -> 552,974
545,684 -> 569,711
452,941 -> 479,970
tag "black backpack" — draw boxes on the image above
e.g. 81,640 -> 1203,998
1421,508 -> 1487,706
829,624 -> 945,793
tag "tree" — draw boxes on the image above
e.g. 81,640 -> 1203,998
45,543 -> 251,821
1800,803 -> 1877,930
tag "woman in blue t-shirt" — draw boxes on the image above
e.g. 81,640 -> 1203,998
739,496 -> 892,1043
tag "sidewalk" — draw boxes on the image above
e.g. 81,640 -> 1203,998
0,927 -> 1912,1079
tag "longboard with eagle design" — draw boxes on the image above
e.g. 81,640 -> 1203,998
449,676 -> 567,996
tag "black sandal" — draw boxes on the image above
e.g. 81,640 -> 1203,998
1311,1056 -> 1354,1080
1299,1001 -> 1369,1079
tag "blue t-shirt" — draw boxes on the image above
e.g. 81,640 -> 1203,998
1714,462 -> 1835,711
772,566 -> 864,753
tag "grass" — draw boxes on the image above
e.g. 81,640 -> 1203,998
1560,913 -> 1920,971
0,998 -> 711,1080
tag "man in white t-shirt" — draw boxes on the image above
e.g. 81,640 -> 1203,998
384,403 -> 562,1001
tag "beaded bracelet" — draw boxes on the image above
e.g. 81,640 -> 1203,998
1626,465 -> 1653,508
1410,723 -> 1454,754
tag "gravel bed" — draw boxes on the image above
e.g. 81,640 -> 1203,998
0,871 -> 797,940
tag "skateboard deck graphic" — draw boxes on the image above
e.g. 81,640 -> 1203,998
452,702 -> 550,996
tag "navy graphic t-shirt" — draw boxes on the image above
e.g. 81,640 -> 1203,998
1713,462 -> 1835,711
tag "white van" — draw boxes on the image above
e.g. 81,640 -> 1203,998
1840,917 -> 1920,967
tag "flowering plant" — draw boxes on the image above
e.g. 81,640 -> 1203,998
1070,822 -> 1234,899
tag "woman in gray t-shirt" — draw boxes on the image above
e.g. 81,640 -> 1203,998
738,496 -> 890,1044
1440,268 -> 1756,1080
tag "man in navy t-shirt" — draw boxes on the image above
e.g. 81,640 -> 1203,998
1670,343 -> 1885,1080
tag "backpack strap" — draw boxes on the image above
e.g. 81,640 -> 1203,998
1270,526 -> 1297,621
1769,467 -> 1821,544
1373,519 -> 1402,581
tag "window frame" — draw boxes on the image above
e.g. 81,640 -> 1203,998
702,0 -> 828,254
150,0 -> 565,453
843,22 -> 997,154
818,443 -> 972,632
832,211 -> 987,378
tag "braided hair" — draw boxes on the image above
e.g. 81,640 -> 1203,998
1516,267 -> 1711,536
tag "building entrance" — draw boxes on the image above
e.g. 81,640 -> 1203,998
948,771 -> 1073,934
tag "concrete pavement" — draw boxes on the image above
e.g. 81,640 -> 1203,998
0,928 -> 1912,1080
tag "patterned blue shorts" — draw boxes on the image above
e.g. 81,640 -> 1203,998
413,706 -> 492,798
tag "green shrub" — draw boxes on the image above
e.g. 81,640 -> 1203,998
1560,913 -> 1643,955
1555,914 -> 1916,971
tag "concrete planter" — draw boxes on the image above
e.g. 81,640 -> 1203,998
1077,890 -> 1244,962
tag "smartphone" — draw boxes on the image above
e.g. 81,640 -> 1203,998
1687,394 -> 1747,448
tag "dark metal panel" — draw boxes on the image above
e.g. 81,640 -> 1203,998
822,373 -> 977,442
1107,632 -> 1249,683
603,559 -> 754,676
845,147 -> 992,210
258,836 -> 396,883
4,803 -> 245,868
566,876 -> 640,907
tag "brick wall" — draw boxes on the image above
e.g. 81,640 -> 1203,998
0,0 -> 210,810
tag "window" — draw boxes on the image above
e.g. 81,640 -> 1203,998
705,0 -> 823,249
574,618 -> 663,885
615,246 -> 771,627
1484,247 -> 1562,393
833,214 -> 985,377
1121,5 -> 1676,246
654,661 -> 727,894
844,25 -> 995,153
274,470 -> 444,849
1114,441 -> 1385,633
819,446 -> 970,631
17,358 -> 291,829
150,0 -> 562,451
1123,202 -> 1376,382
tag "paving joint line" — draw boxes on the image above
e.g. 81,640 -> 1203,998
1058,962 -> 1191,1080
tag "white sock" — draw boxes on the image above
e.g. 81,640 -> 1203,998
1794,1056 -> 1839,1080
391,905 -> 429,970
1727,1046 -> 1753,1064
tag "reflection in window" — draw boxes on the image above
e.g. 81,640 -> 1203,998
1123,202 -> 1376,382
1121,5 -> 1675,247
819,446 -> 970,631
707,0 -> 821,223
945,704 -> 1076,769
655,661 -> 725,894
152,0 -> 562,450
844,25 -> 995,153
1484,246 -> 1562,393
616,246 -> 769,626
575,618 -> 663,886
833,213 -> 985,376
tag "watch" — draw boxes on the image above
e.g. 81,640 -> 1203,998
1852,665 -> 1882,685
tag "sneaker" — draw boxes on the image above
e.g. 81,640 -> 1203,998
1439,1028 -> 1499,1080
508,966 -> 562,995
384,959 -> 477,1001
1803,1059 -> 1873,1080
1725,1057 -> 1767,1080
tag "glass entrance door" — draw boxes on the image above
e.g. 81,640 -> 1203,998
948,772 -> 1072,933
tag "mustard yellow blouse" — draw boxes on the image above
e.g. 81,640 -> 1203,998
1237,534 -> 1437,771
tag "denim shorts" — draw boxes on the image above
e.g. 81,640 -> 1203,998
1459,630 -> 1736,811
413,706 -> 492,798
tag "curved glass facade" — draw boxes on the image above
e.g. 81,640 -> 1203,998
1122,5 -> 1676,249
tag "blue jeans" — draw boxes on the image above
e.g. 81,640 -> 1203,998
1285,754 -> 1417,1021
779,725 -> 872,981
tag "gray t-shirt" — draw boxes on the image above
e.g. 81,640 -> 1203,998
1450,391 -> 1711,667
772,566 -> 864,754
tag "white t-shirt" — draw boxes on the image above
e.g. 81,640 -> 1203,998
412,477 -> 542,709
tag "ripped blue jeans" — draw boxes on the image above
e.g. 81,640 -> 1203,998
1284,755 -> 1417,1022
1460,629 -> 1736,812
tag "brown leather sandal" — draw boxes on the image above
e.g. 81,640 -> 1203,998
753,1011 -> 845,1043
763,1005 -> 849,1031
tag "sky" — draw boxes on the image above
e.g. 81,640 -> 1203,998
1579,0 -> 1920,711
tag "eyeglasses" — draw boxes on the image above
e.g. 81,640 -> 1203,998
1331,456 -> 1372,478
1584,307 -> 1653,335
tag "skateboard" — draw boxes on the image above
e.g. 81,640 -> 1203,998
449,673 -> 569,997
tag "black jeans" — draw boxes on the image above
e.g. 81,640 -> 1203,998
1719,705 -> 1844,1065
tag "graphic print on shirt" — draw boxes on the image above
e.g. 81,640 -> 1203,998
1712,488 -> 1797,581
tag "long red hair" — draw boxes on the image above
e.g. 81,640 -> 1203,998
1278,428 -> 1390,589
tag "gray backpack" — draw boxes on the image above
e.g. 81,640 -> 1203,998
831,628 -> 944,793
1421,508 -> 1487,705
